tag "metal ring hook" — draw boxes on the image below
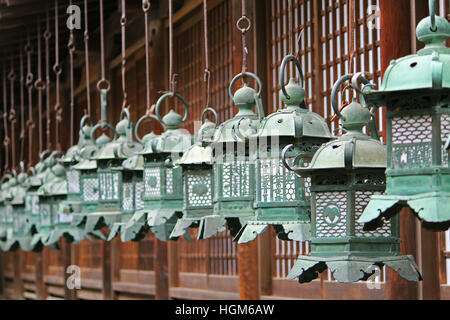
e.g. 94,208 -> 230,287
279,54 -> 304,100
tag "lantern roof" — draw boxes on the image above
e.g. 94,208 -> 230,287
213,85 -> 262,144
138,132 -> 160,155
258,80 -> 332,140
9,178 -> 28,206
121,154 -> 145,171
92,117 -> 142,160
72,159 -> 97,170
37,163 -> 67,196
366,16 -> 450,99
176,119 -> 216,166
151,126 -> 192,154
294,101 -> 386,173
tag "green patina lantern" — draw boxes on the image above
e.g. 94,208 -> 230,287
60,116 -> 97,218
170,108 -> 218,240
207,72 -> 265,238
85,108 -> 142,233
131,93 -> 192,242
107,129 -> 161,243
70,133 -> 111,231
234,55 -> 333,244
285,74 -> 422,283
31,160 -> 71,249
0,174 -> 14,246
1,164 -> 33,251
359,2 -> 450,231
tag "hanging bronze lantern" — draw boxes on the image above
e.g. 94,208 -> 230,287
24,151 -> 53,243
1,164 -> 32,251
107,130 -> 160,243
85,108 -> 142,234
285,74 -> 422,283
132,93 -> 192,242
0,174 -> 13,247
31,159 -> 68,249
234,55 -> 333,244
169,108 -> 218,240
106,112 -> 159,242
70,132 -> 112,233
359,3 -> 450,231
207,72 -> 265,238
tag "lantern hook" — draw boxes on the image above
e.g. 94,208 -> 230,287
155,92 -> 189,127
279,54 -> 304,100
281,144 -> 304,175
331,74 -> 353,121
429,0 -> 437,32
351,72 -> 380,141
135,113 -> 158,143
201,107 -> 219,127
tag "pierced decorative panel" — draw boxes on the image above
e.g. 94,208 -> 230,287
442,114 -> 450,166
391,115 -> 433,169
0,206 -> 5,223
52,203 -> 59,225
186,170 -> 212,207
135,182 -> 144,210
13,213 -> 25,233
259,158 -> 295,202
40,203 -> 51,226
122,182 -> 134,212
31,195 -> 40,215
315,191 -> 347,238
83,178 -> 99,202
354,191 -> 390,237
259,158 -> 310,203
166,168 -> 174,195
220,161 -> 250,198
5,205 -> 13,223
99,172 -> 120,201
144,167 -> 160,198
67,170 -> 80,194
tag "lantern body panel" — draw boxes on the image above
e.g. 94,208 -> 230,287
184,167 -> 213,216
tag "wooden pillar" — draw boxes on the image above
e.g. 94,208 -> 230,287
410,0 -> 441,301
379,0 -> 420,300
232,0 -> 259,300
154,239 -> 169,300
0,252 -> 4,297
102,240 -> 113,300
34,251 -> 47,300
13,251 -> 24,299
152,16 -> 170,300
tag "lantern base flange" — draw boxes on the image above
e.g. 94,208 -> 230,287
359,192 -> 450,231
287,254 -> 422,283
234,220 -> 311,243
